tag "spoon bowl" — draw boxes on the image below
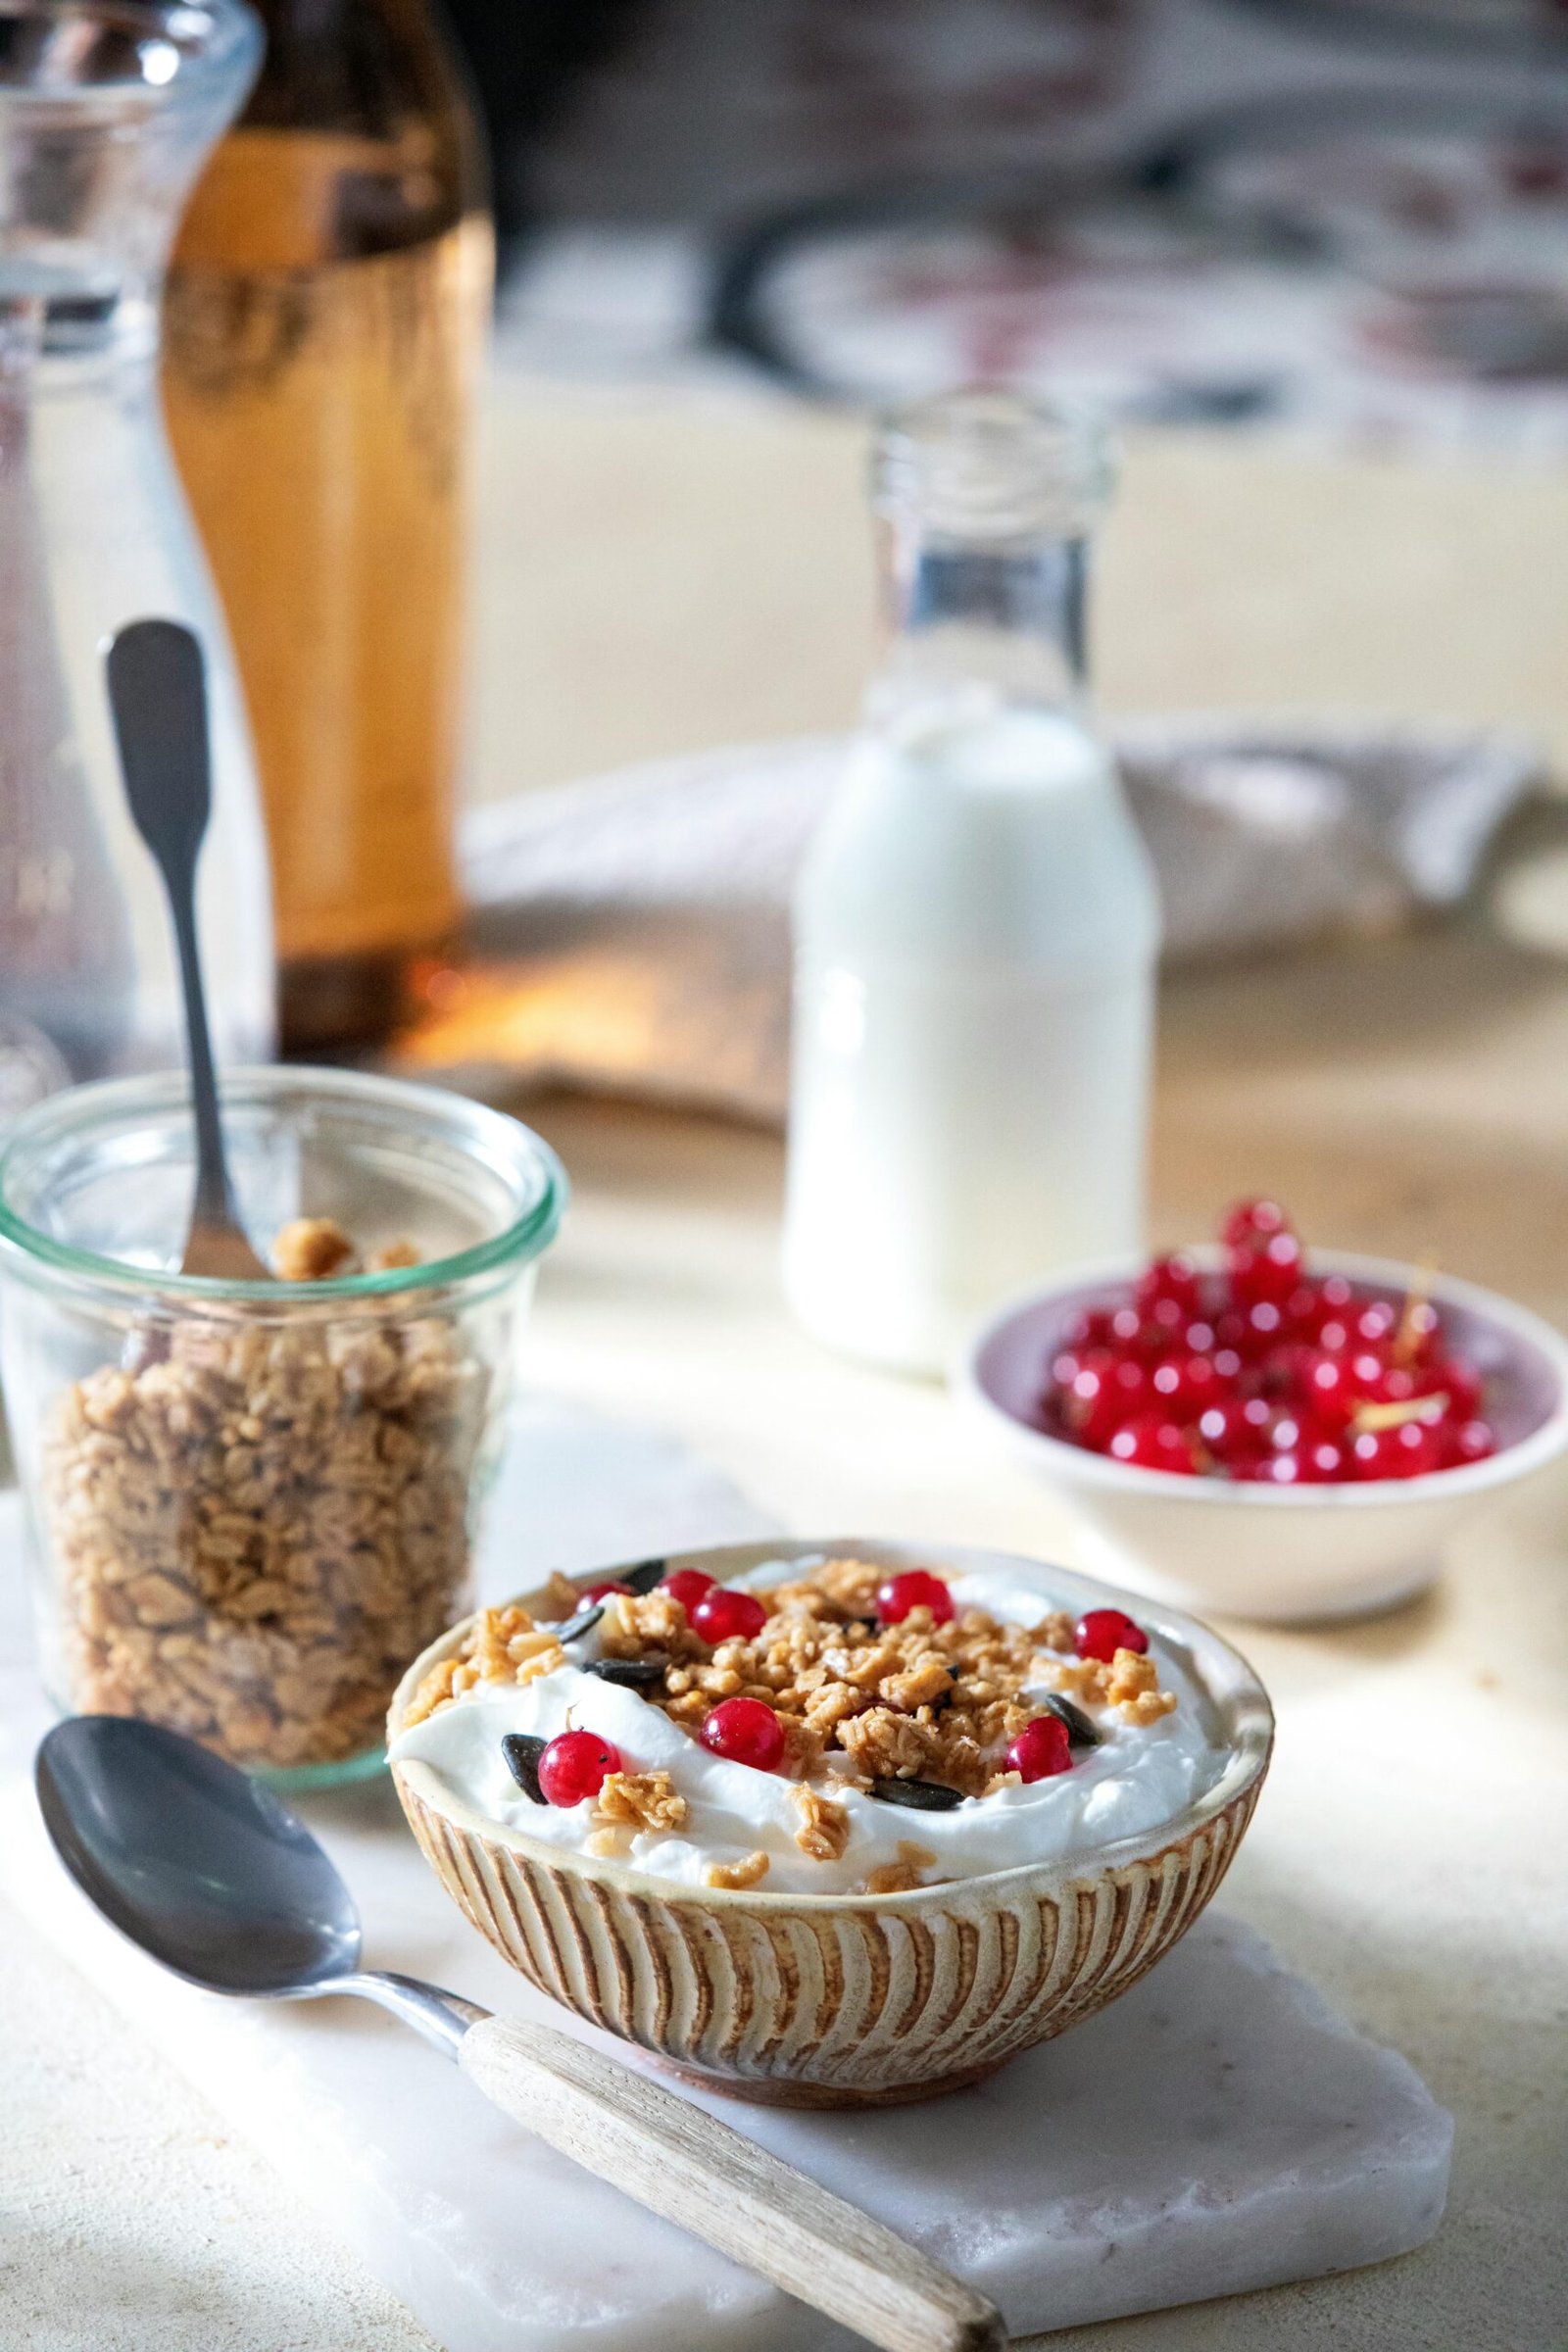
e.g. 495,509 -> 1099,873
36,1715 -> 359,1994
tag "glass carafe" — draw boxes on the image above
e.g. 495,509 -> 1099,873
0,0 -> 274,1086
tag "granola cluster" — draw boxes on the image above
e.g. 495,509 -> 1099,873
404,1558 -> 1180,1893
608,1556 -> 1174,1797
586,1769 -> 689,1858
42,1231 -> 488,1772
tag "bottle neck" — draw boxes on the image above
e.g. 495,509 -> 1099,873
867,520 -> 1093,730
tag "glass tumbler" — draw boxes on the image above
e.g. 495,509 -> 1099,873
0,1065 -> 564,1785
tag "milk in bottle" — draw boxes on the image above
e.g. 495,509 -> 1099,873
783,393 -> 1160,1372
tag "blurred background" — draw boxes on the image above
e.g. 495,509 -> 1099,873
448,0 -> 1568,797
5,0 -> 1568,1227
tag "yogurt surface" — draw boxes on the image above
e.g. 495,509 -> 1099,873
392,1558 -> 1228,1895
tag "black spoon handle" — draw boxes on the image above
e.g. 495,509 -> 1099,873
106,620 -> 257,1258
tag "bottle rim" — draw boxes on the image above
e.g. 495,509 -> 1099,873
872,387 -> 1116,541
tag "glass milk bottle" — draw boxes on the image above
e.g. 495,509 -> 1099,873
783,391 -> 1160,1374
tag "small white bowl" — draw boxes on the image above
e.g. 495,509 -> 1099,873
959,1250 -> 1568,1623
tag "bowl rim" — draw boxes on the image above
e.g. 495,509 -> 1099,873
959,1248 -> 1568,1509
388,1536 -> 1274,1911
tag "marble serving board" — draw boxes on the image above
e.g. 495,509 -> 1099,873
0,1400 -> 1452,2350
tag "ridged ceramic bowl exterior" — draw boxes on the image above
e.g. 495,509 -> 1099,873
390,1541 -> 1273,2107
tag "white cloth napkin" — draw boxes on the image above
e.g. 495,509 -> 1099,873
446,724 -> 1541,1119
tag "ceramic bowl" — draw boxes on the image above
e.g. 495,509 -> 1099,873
961,1250 -> 1568,1624
389,1538 -> 1272,2109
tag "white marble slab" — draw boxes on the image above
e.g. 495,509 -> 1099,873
0,1399 -> 1452,2348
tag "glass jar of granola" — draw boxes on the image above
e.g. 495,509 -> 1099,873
0,1066 -> 564,1786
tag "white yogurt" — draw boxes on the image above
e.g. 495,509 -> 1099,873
392,1562 -> 1226,1896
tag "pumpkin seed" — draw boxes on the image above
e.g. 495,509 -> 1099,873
1039,1691 -> 1102,1747
620,1556 -> 669,1595
501,1732 -> 548,1804
869,1776 -> 963,1811
585,1656 -> 669,1690
553,1601 -> 606,1645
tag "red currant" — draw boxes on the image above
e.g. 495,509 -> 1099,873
1136,1253 -> 1201,1317
1141,1295 -> 1190,1349
1285,1272 -> 1352,1341
1298,1435 -> 1349,1482
662,1567 -> 717,1613
876,1569 -> 956,1626
1006,1714 -> 1073,1783
1152,1351 -> 1222,1416
1061,1355 -> 1143,1445
1197,1397 -> 1267,1473
1108,1412 -> 1200,1474
1390,1418 -> 1446,1477
1220,1199 -> 1293,1248
1346,1428 -> 1395,1480
578,1577 -> 633,1602
537,1729 -> 620,1806
1075,1606 -> 1149,1662
1258,1436 -> 1347,1485
1299,1350 -> 1361,1431
1449,1418 -> 1496,1466
692,1587 -> 768,1644
1061,1306 -> 1116,1350
1425,1354 -> 1482,1423
700,1696 -> 785,1772
1348,1423 -> 1441,1480
1230,1229 -> 1304,1308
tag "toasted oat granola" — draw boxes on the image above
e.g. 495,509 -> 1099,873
594,1769 -> 688,1834
43,1235 -> 488,1771
793,1784 -> 850,1862
705,1849 -> 770,1890
864,1840 -> 937,1895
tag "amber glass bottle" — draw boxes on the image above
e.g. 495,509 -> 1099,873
163,0 -> 491,1051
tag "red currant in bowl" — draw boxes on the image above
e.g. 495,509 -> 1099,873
875,1569 -> 956,1626
662,1567 -> 717,1614
692,1587 -> 768,1644
537,1730 -> 620,1807
963,1234 -> 1568,1622
700,1696 -> 785,1772
1006,1714 -> 1073,1783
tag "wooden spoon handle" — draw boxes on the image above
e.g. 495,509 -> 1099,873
459,2014 -> 1005,2352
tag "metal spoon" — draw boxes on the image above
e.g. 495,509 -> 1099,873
106,619 -> 271,1281
35,1717 -> 1004,2352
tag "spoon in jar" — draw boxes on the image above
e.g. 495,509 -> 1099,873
106,619 -> 272,1281
35,1716 -> 1005,2352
